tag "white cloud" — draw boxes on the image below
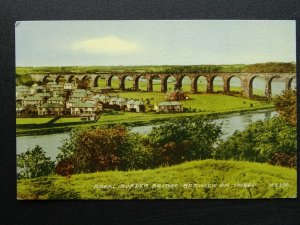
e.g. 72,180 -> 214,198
71,36 -> 144,55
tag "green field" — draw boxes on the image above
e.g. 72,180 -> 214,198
54,118 -> 82,123
16,118 -> 53,124
113,92 -> 270,112
17,159 -> 296,199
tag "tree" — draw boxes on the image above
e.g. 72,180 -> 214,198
147,116 -> 222,165
77,80 -> 89,89
214,117 -> 296,166
274,90 -> 296,126
17,145 -> 55,179
56,126 -> 134,173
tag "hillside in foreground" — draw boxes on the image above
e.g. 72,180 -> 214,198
17,159 -> 296,200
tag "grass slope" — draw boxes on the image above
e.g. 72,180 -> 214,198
17,159 -> 296,200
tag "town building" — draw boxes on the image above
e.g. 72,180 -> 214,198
70,101 -> 96,115
16,85 -> 30,99
154,101 -> 183,113
47,96 -> 64,105
38,103 -> 64,116
16,102 -> 24,116
126,100 -> 145,112
22,95 -> 44,107
64,82 -> 75,90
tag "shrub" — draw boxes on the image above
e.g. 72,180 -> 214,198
274,90 -> 296,126
55,158 -> 74,176
56,126 -> 133,173
17,145 -> 55,179
214,117 -> 296,165
268,152 -> 297,168
148,116 -> 222,166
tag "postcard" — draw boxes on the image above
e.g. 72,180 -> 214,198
16,20 -> 296,199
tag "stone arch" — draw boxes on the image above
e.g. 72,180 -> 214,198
92,75 -> 106,87
247,75 -> 266,98
209,75 -> 225,93
55,75 -> 66,84
162,75 -> 178,92
191,75 -> 208,93
194,75 -> 208,93
266,75 -> 284,99
133,75 -> 147,91
225,75 -> 242,94
67,75 -> 76,83
120,75 -> 134,91
148,75 -> 162,92
80,75 -> 93,88
42,75 -> 50,84
106,75 -> 120,89
177,75 -> 193,92
286,76 -> 296,90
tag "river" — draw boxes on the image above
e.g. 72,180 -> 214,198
17,109 -> 278,159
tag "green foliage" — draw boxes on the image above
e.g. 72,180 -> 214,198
56,126 -> 137,173
268,152 -> 296,168
147,116 -> 222,165
17,145 -> 55,179
214,117 -> 296,165
243,62 -> 296,73
76,80 -> 89,89
274,90 -> 296,126
16,73 -> 35,86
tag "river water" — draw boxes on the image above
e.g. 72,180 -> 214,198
17,109 -> 278,159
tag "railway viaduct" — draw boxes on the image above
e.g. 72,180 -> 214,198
30,72 -> 296,99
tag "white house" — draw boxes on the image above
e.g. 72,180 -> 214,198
154,101 -> 183,113
64,82 -> 75,90
126,100 -> 145,112
70,101 -> 96,115
22,95 -> 44,107
47,96 -> 64,105
38,103 -> 64,116
66,99 -> 81,109
16,85 -> 30,99
99,95 -> 111,103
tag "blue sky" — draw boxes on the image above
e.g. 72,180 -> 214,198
15,20 -> 296,66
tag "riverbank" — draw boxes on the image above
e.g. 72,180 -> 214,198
17,105 -> 274,136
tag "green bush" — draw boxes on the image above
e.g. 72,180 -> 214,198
214,117 -> 296,165
147,116 -> 222,166
17,145 -> 55,179
268,152 -> 296,168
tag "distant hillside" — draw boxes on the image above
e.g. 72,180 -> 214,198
243,62 -> 296,73
17,159 -> 296,199
16,62 -> 295,75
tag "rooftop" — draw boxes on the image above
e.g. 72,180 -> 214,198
158,101 -> 182,106
40,103 -> 64,108
23,96 -> 43,101
72,101 -> 95,108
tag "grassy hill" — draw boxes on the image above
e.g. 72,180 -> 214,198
17,159 -> 296,200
